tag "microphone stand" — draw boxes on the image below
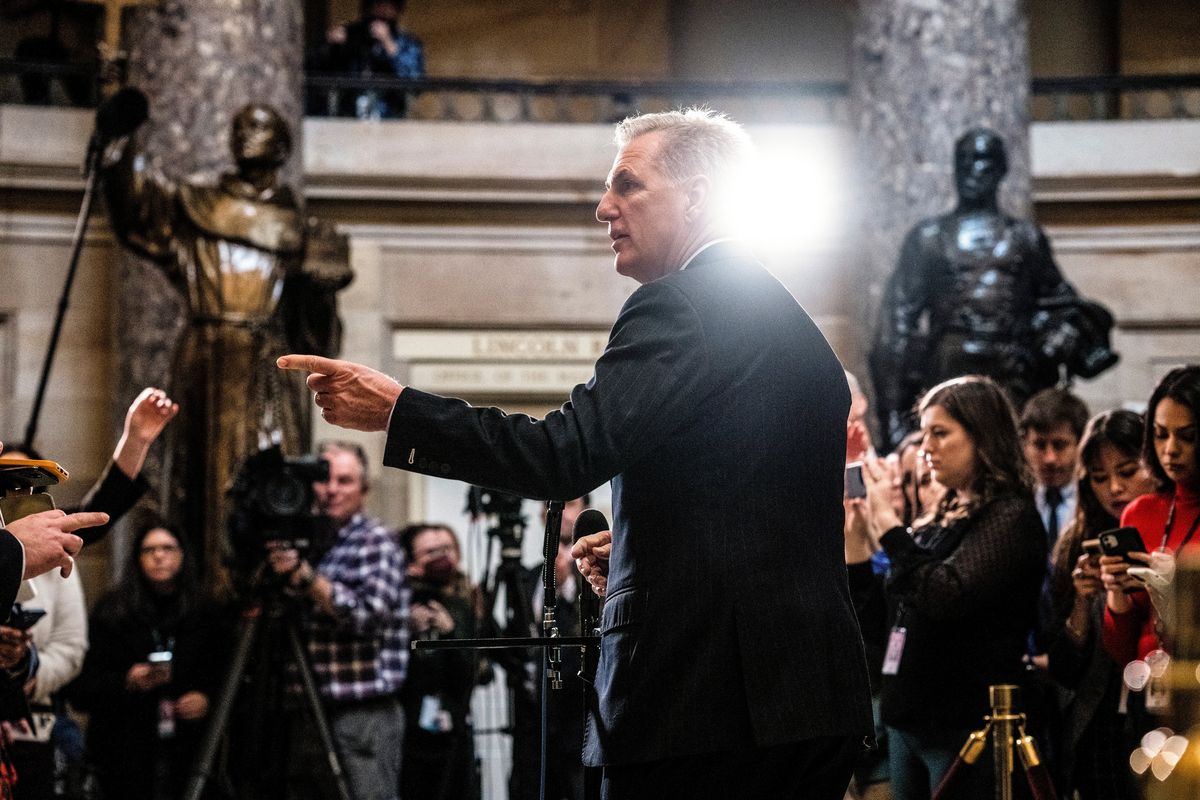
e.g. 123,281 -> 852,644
418,501 -> 605,800
23,142 -> 103,449
573,520 -> 602,800
540,501 -> 563,800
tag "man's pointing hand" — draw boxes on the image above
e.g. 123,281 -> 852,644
277,354 -> 404,432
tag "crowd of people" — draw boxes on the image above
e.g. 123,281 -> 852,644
843,365 -> 1200,800
0,399 -> 589,800
3,98 -> 1198,800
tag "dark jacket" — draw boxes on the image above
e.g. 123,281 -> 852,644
876,493 -> 1046,729
67,587 -> 226,799
76,461 -> 148,546
0,532 -> 21,615
384,242 -> 873,766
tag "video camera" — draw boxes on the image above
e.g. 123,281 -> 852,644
0,458 -> 68,527
466,485 -> 527,563
226,446 -> 333,581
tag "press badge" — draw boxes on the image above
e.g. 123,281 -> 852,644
1145,677 -> 1171,712
1144,649 -> 1172,712
882,627 -> 906,675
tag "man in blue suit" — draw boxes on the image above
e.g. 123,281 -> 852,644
280,109 -> 872,798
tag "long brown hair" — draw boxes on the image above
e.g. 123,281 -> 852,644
1049,409 -> 1154,614
918,375 -> 1031,524
1142,365 -> 1200,492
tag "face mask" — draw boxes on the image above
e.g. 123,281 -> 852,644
424,555 -> 457,583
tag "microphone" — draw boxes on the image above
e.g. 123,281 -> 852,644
572,509 -> 608,646
573,508 -> 609,542
571,511 -> 606,800
86,86 -> 149,173
95,86 -> 150,140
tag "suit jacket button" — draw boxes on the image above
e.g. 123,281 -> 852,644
440,464 -> 451,475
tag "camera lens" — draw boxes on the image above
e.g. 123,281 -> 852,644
262,473 -> 308,517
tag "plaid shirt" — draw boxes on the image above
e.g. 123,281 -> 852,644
306,513 -> 409,702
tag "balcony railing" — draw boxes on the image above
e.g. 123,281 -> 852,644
4,58 -> 1200,125
1031,73 -> 1200,121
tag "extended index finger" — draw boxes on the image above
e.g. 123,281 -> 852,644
277,354 -> 344,375
57,512 -> 109,534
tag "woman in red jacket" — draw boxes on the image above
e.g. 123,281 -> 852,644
1101,365 -> 1200,667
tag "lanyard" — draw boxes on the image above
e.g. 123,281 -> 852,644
1159,497 -> 1200,553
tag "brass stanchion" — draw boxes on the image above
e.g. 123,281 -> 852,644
931,684 -> 1058,800
990,685 -> 1020,800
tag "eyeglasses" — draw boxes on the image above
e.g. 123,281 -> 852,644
415,543 -> 455,560
140,544 -> 181,556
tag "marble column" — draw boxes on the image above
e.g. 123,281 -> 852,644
110,0 -> 304,581
850,0 -> 1032,365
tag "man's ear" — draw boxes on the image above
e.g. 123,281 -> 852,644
683,174 -> 711,222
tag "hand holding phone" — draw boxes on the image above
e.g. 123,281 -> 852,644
844,462 -> 866,499
1098,526 -> 1148,561
6,606 -> 46,632
0,626 -> 31,670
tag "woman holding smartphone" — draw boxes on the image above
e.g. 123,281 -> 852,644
68,519 -> 225,800
1101,366 -> 1200,667
1046,410 -> 1157,799
860,375 -> 1045,799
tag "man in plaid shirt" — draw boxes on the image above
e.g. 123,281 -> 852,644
268,441 -> 409,800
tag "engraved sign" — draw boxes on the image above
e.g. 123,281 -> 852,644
393,329 -> 608,396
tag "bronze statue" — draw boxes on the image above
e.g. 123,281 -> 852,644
870,129 -> 1117,451
100,94 -> 352,594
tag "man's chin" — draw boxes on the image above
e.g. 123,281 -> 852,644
615,256 -> 653,284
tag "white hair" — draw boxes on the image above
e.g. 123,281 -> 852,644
613,108 -> 753,191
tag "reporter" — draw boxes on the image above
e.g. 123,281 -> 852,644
0,386 -> 176,603
1101,366 -> 1200,666
4,387 -> 178,547
860,375 -> 1045,799
398,523 -> 484,800
67,520 -> 225,800
1045,410 -> 1156,799
2,388 -> 175,796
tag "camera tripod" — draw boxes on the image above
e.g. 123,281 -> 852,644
182,571 -> 351,800
931,684 -> 1057,800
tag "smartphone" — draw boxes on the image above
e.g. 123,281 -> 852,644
0,459 -> 69,489
1098,526 -> 1148,560
6,606 -> 46,631
845,462 -> 866,499
1081,538 -> 1102,557
148,649 -> 174,682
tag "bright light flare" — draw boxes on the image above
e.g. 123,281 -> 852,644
1133,727 -> 1188,781
725,127 -> 848,259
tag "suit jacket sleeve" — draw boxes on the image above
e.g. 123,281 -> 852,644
384,279 -> 717,499
0,530 -> 23,615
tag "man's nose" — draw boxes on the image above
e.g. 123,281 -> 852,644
596,193 -> 616,222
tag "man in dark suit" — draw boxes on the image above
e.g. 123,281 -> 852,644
279,109 -> 873,798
